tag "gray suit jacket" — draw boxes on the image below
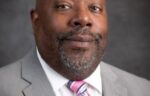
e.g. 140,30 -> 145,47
0,49 -> 150,96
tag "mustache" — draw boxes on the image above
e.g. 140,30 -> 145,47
57,27 -> 102,43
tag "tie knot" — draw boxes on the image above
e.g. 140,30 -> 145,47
67,80 -> 88,95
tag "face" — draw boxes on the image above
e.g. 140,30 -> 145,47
31,0 -> 108,80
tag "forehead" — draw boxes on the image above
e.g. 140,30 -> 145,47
36,0 -> 105,5
36,0 -> 106,10
53,0 -> 104,2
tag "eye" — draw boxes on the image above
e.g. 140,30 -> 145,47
89,4 -> 103,14
56,3 -> 72,11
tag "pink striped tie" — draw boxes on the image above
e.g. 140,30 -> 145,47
66,80 -> 89,96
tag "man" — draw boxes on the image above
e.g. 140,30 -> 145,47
0,0 -> 150,96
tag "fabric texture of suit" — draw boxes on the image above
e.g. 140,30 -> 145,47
0,49 -> 150,96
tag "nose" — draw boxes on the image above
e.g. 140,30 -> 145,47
69,9 -> 92,28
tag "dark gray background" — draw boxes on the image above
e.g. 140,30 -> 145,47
0,0 -> 150,80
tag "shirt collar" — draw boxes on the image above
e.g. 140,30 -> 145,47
36,48 -> 102,94
84,65 -> 102,93
36,49 -> 68,92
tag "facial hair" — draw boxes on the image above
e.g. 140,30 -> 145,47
56,27 -> 104,76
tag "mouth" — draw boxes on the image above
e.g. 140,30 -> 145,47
62,35 -> 96,50
65,35 -> 94,42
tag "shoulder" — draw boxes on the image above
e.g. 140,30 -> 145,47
0,60 -> 21,79
0,60 -> 27,96
101,61 -> 150,95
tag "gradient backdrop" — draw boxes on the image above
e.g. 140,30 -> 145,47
0,0 -> 150,80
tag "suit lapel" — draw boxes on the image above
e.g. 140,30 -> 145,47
101,62 -> 128,96
21,49 -> 55,96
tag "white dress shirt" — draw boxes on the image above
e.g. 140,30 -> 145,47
37,49 -> 102,96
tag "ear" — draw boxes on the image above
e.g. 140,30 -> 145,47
30,9 -> 39,34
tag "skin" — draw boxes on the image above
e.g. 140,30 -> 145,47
31,0 -> 108,80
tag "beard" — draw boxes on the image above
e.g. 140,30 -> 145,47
56,28 -> 105,76
59,44 -> 97,72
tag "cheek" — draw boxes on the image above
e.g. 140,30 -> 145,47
93,17 -> 108,36
41,15 -> 70,48
50,15 -> 68,33
92,17 -> 108,48
93,16 -> 108,35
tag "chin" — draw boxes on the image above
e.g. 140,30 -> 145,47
57,39 -> 105,80
59,48 -> 100,80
